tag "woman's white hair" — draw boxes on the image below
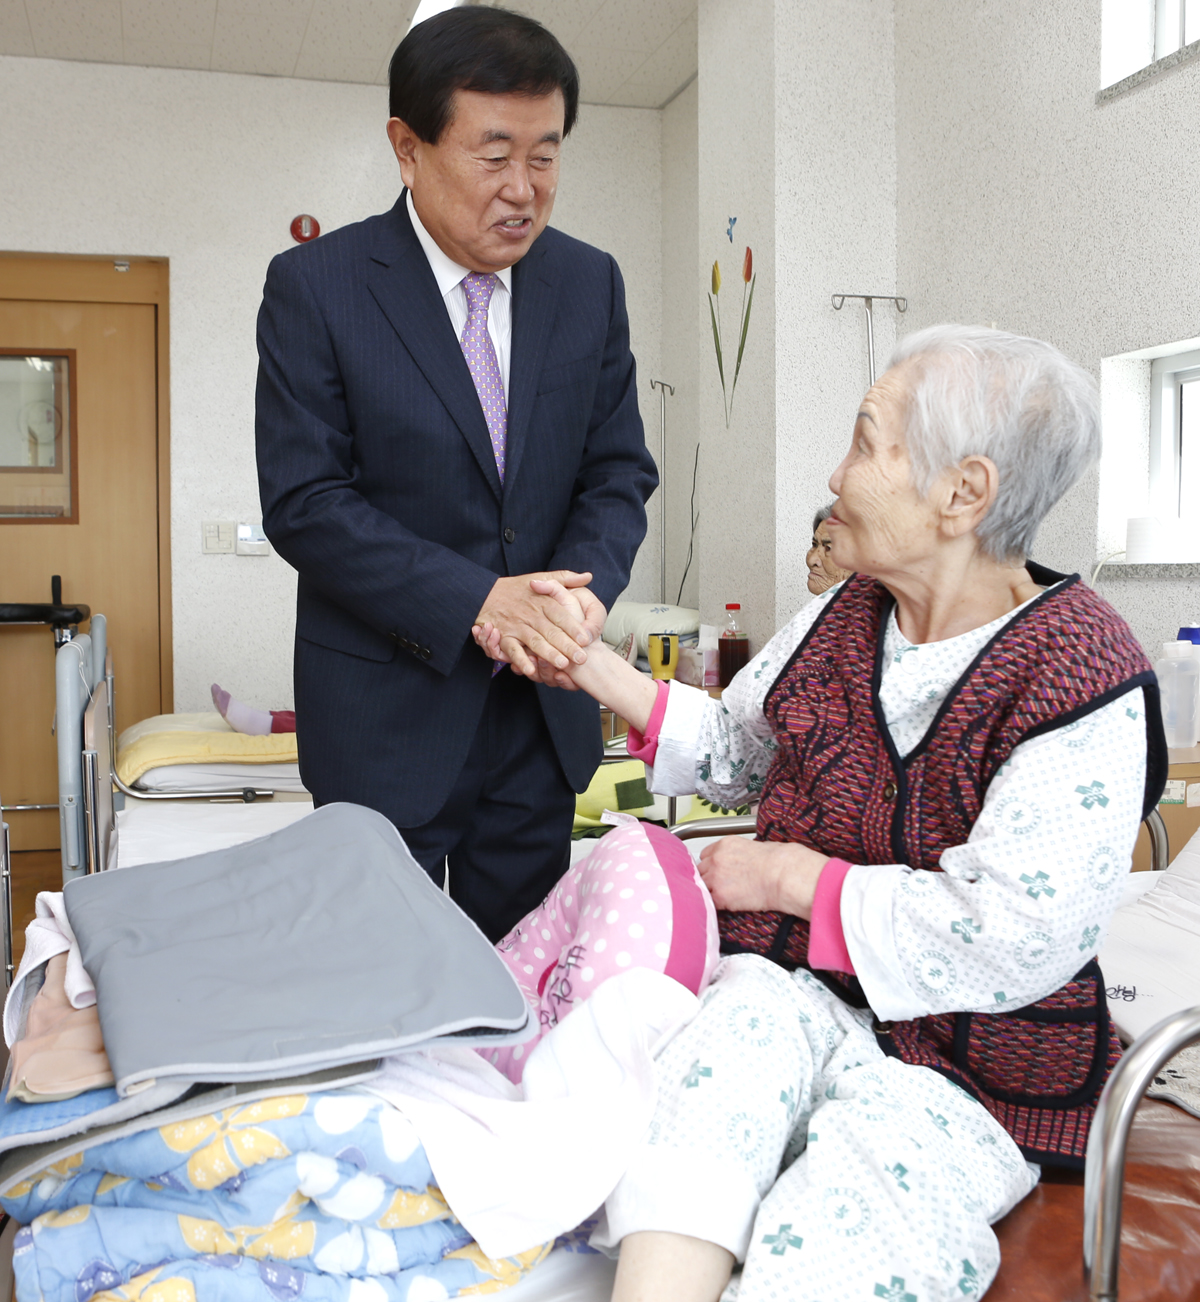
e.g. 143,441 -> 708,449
887,324 -> 1101,563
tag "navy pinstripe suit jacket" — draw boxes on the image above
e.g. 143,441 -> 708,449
256,194 -> 657,825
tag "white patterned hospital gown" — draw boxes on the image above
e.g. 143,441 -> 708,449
594,583 -> 1149,1301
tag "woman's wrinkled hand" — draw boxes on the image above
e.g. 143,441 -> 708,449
697,837 -> 828,918
471,574 -> 600,686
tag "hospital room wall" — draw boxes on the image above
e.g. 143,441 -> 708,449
694,0 -> 778,648
0,55 -> 663,711
690,0 -> 896,649
772,0 -> 897,624
894,0 -> 1200,656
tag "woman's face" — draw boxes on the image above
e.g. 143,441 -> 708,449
825,364 -> 941,577
806,520 -> 850,594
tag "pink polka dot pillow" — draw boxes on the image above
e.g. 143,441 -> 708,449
487,820 -> 719,1083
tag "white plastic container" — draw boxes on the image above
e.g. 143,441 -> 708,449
1155,640 -> 1200,748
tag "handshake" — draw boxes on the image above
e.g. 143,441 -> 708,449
472,569 -> 601,691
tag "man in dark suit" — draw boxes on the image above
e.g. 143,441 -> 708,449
256,5 -> 657,941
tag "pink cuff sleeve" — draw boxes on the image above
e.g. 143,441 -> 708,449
806,858 -> 856,974
625,681 -> 670,765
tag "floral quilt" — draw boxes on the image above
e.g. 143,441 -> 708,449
1,1089 -> 550,1302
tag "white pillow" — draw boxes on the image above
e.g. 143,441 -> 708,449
603,602 -> 701,656
1099,831 -> 1200,1042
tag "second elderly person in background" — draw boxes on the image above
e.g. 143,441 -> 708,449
807,503 -> 853,595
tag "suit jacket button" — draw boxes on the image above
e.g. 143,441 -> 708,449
420,647 -> 431,660
882,781 -> 897,801
390,632 -> 399,644
503,527 -> 516,543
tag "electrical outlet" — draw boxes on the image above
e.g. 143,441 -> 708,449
202,520 -> 235,554
236,523 -> 271,556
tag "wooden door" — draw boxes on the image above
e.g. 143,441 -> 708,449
0,256 -> 171,850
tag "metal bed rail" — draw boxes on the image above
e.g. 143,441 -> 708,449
1085,1005 -> 1200,1300
669,807 -> 1170,872
55,622 -> 276,884
56,632 -> 95,881
0,801 -> 11,989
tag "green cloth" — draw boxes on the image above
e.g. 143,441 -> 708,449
573,760 -> 751,837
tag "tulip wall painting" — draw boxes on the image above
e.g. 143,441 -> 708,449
708,226 -> 757,428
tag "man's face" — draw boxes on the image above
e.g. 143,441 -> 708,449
388,88 -> 565,273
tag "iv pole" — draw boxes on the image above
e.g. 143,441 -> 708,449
649,379 -> 675,603
647,378 -> 677,828
830,294 -> 908,385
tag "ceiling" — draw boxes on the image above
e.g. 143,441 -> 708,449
0,0 -> 697,109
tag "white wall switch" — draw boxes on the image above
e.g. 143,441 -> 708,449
236,522 -> 271,556
202,520 -> 235,553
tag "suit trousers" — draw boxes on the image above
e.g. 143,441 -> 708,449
397,668 -> 577,942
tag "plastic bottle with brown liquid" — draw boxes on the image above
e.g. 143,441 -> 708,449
718,603 -> 750,688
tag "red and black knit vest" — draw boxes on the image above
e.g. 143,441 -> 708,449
719,564 -> 1167,1167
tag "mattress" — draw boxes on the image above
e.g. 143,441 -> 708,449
132,759 -> 306,793
115,796 -> 316,868
1100,841 -> 1200,1042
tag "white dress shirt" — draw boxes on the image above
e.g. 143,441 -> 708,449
406,190 -> 513,402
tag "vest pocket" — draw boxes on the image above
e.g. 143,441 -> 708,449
953,960 -> 1114,1108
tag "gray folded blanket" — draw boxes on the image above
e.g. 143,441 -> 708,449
64,803 -> 531,1097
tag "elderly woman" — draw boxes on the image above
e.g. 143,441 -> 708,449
807,502 -> 853,594
488,325 -> 1165,1302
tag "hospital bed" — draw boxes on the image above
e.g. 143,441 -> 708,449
14,635 -> 1200,1300
50,618 -> 312,886
58,611 -> 301,815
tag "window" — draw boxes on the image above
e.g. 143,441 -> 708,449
1156,0 -> 1200,58
1100,0 -> 1199,91
0,350 -> 77,522
1097,339 -> 1200,566
1152,349 -> 1200,518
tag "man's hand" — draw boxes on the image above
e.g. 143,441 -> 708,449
525,577 -> 606,688
472,571 -> 602,679
697,838 -> 829,918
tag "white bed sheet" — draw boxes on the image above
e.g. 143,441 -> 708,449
1100,844 -> 1200,1041
506,1247 -> 615,1300
133,761 -> 307,794
114,797 -> 316,868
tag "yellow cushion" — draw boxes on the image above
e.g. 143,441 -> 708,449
574,759 -> 751,832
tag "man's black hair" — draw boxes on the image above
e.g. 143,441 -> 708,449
389,5 -> 579,143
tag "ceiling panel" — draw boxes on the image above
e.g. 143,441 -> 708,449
211,8 -> 308,76
122,0 -> 217,46
0,0 -> 697,109
572,42 -> 649,102
0,0 -> 35,56
293,50 -> 390,81
297,0 -> 415,65
121,38 -> 212,69
615,10 -> 695,105
25,0 -> 123,62
574,0 -> 688,55
510,0 -> 605,50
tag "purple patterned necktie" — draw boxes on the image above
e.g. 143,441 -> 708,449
459,272 -> 507,482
